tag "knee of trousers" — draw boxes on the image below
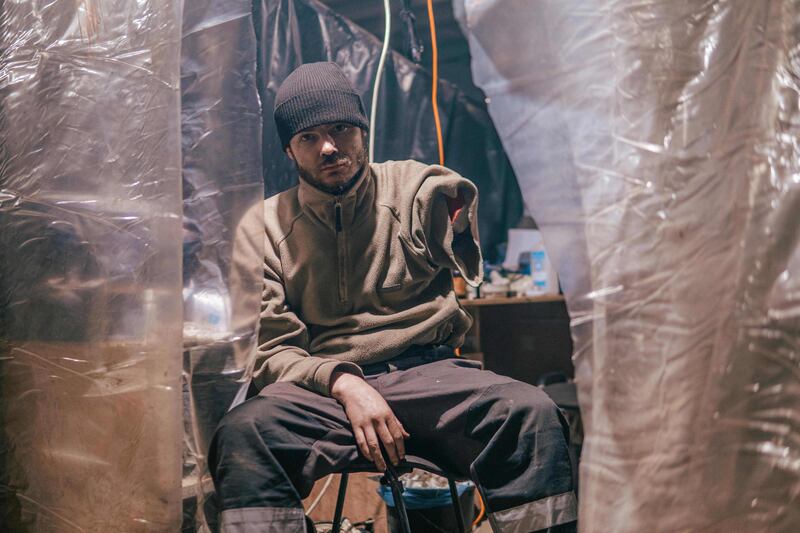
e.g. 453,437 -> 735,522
474,381 -> 568,443
470,381 -> 574,506
208,396 -> 301,479
208,396 -> 317,510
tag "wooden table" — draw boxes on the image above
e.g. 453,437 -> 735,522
459,294 -> 574,385
460,294 -> 566,307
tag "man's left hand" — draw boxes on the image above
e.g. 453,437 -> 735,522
330,372 -> 410,471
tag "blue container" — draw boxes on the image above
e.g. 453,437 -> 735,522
378,481 -> 474,510
378,482 -> 476,533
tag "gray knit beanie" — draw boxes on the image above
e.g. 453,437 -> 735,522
274,62 -> 369,147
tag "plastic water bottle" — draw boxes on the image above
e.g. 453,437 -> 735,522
183,281 -> 231,344
528,243 -> 558,296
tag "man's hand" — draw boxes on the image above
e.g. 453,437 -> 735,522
330,371 -> 410,471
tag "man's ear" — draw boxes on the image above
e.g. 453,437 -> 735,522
285,146 -> 295,162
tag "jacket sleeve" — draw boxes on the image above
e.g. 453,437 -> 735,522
228,202 -> 269,372
249,226 -> 364,396
410,166 -> 484,286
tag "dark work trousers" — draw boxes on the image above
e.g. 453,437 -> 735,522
209,356 -> 576,532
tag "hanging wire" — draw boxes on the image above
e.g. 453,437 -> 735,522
426,0 -> 445,166
306,474 -> 334,514
312,0 -> 394,513
312,1 -> 461,520
473,487 -> 486,527
424,3 -> 485,521
369,0 -> 393,163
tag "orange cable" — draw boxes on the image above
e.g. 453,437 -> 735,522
473,490 -> 486,527
429,7 -> 480,522
429,0 -> 460,359
426,0 -> 445,166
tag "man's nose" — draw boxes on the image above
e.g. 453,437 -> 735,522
320,138 -> 337,156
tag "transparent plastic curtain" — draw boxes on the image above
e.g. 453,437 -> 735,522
1,0 -> 184,530
457,1 -> 800,531
179,0 -> 263,530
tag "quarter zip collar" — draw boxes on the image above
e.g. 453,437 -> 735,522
297,164 -> 374,232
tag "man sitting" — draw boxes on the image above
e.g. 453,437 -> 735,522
209,62 -> 576,533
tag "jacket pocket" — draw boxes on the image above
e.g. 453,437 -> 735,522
378,233 -> 407,292
378,232 -> 435,293
378,281 -> 404,293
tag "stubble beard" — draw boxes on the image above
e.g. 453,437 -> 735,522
295,144 -> 369,196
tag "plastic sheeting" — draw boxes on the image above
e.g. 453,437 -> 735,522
179,0 -> 263,529
0,0 -> 184,531
254,0 -> 523,262
457,0 -> 800,531
3,0 -> 520,530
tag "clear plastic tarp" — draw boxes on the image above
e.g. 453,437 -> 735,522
179,0 -> 263,529
1,0 -> 185,530
5,0 -> 800,531
457,0 -> 800,531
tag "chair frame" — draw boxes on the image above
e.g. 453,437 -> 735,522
331,457 -> 468,533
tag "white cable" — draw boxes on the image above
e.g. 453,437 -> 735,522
308,1 -> 392,518
306,474 -> 335,514
369,0 -> 392,163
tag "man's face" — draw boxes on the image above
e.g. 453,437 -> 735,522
286,122 -> 368,193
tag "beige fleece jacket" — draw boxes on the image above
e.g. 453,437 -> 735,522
249,159 -> 483,395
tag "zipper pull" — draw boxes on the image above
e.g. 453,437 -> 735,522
334,200 -> 342,232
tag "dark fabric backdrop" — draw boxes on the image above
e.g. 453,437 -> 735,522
253,0 -> 523,262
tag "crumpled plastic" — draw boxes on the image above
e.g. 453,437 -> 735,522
179,0 -> 264,529
1,0 -> 184,530
10,0 -> 798,531
457,0 -> 800,531
1,0 -> 522,530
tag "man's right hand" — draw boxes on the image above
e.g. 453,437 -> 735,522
330,371 -> 410,471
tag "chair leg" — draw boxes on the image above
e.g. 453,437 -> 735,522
448,477 -> 467,533
387,476 -> 412,533
332,473 -> 349,533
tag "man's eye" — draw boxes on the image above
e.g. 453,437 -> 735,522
334,124 -> 349,133
300,134 -> 315,142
